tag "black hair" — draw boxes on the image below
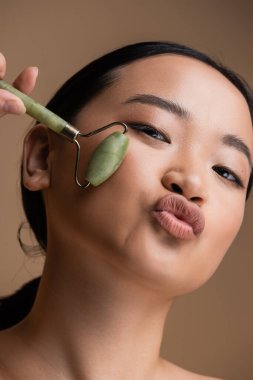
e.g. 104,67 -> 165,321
0,277 -> 40,330
1,41 -> 253,329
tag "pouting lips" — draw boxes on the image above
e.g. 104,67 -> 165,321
152,194 -> 205,240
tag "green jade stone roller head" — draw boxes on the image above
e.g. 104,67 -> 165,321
0,79 -> 129,188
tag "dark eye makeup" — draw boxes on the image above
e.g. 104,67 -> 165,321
212,166 -> 244,188
127,122 -> 170,143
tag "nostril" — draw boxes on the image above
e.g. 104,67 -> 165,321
171,183 -> 183,194
190,196 -> 203,206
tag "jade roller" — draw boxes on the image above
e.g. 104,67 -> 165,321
0,79 -> 129,187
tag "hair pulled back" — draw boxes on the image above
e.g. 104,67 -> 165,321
20,41 -> 253,253
0,41 -> 252,330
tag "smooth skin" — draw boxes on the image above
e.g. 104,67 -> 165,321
0,51 -> 252,380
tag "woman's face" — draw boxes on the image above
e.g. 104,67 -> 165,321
46,55 -> 253,297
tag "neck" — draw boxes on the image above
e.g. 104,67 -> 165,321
14,241 -> 173,380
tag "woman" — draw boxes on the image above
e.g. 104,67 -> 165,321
0,42 -> 252,379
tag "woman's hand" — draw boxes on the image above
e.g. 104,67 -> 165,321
0,52 -> 38,117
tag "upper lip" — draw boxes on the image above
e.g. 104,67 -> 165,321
153,193 -> 205,235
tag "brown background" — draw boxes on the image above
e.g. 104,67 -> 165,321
0,1 -> 253,379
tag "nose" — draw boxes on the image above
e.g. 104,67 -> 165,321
161,165 -> 206,206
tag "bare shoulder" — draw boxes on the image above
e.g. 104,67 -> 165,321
160,358 -> 224,380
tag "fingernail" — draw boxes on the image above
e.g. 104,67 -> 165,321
32,66 -> 39,77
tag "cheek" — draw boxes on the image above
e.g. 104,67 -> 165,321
210,196 -> 245,252
47,140 -> 151,251
193,197 -> 246,287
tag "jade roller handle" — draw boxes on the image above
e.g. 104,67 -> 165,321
0,79 -> 78,140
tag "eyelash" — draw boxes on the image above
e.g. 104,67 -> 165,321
127,122 -> 170,143
212,166 -> 244,188
126,122 -> 244,188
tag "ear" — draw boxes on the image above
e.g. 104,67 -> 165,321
22,124 -> 51,191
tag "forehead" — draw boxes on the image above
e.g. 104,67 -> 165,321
115,55 -> 247,113
109,55 -> 252,148
116,54 -> 244,101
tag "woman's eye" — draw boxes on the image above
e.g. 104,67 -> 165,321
128,123 -> 170,143
213,166 -> 244,188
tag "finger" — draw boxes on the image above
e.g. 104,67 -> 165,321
13,66 -> 38,94
0,89 -> 26,117
0,52 -> 6,79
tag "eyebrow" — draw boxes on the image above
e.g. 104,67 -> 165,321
123,94 -> 190,119
222,134 -> 253,169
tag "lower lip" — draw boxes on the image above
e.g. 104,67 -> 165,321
152,211 -> 195,240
